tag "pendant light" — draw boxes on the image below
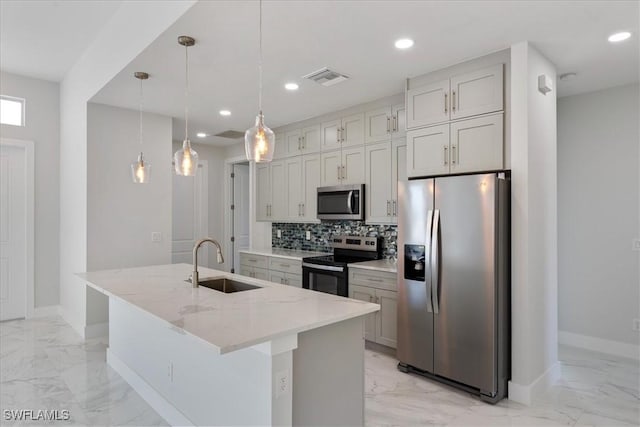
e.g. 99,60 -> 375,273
131,71 -> 151,183
245,0 -> 275,163
174,35 -> 199,176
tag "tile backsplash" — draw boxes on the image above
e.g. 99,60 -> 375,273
272,222 -> 397,259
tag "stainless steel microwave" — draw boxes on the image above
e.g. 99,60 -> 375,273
317,184 -> 364,220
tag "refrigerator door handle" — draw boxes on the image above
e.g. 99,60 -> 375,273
425,209 -> 434,313
431,209 -> 440,314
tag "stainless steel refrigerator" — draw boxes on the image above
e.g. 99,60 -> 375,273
397,172 -> 510,403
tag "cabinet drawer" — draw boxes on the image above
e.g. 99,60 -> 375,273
269,257 -> 301,274
240,253 -> 268,269
349,269 -> 397,291
286,274 -> 302,288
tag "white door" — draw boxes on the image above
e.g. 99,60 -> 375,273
300,125 -> 321,154
364,107 -> 391,144
320,150 -> 342,187
232,163 -> 250,274
302,154 -> 320,222
172,161 -> 208,265
450,114 -> 504,174
406,79 -> 450,129
341,146 -> 365,185
270,160 -> 286,220
0,144 -> 27,321
285,157 -> 302,220
365,142 -> 392,224
340,113 -> 365,147
255,163 -> 271,221
321,119 -> 341,151
407,124 -> 450,178
450,64 -> 503,120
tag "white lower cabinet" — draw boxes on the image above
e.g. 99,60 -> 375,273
240,253 -> 302,287
348,268 -> 397,349
407,113 -> 503,178
240,265 -> 269,281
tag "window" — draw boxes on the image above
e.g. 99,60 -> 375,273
0,95 -> 25,126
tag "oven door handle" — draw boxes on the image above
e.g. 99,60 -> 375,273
302,263 -> 344,272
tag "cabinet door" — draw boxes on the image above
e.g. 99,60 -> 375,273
285,157 -> 303,220
450,114 -> 503,174
320,150 -> 342,187
341,113 -> 365,147
272,134 -> 286,160
300,124 -> 321,154
270,160 -> 286,220
321,119 -> 341,151
286,274 -> 302,288
365,142 -> 392,224
284,129 -> 301,157
364,107 -> 391,144
253,267 -> 269,281
391,138 -> 407,222
302,154 -> 321,221
406,79 -> 449,129
239,266 -> 253,278
269,270 -> 287,285
376,289 -> 397,348
392,103 -> 406,137
341,146 -> 365,185
406,124 -> 450,178
450,64 -> 503,120
349,285 -> 376,342
255,163 -> 271,221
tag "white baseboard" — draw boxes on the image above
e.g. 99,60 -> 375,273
84,321 -> 109,339
107,349 -> 193,427
508,361 -> 561,406
31,305 -> 60,318
58,305 -> 85,338
559,330 -> 640,361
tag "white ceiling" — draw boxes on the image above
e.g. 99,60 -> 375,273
3,1 -> 638,146
0,0 -> 123,82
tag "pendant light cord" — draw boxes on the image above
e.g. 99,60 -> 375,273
258,0 -> 263,114
139,77 -> 143,149
184,43 -> 190,141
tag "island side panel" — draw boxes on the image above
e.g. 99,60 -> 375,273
108,297 -> 285,426
293,316 -> 365,426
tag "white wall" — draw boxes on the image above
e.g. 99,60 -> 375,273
509,42 -> 558,404
58,1 -> 195,335
558,83 -> 640,351
0,71 -> 60,308
88,103 -> 172,271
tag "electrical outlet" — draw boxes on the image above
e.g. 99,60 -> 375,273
151,232 -> 162,243
305,231 -> 311,241
633,238 -> 640,251
276,229 -> 282,239
633,318 -> 640,332
275,369 -> 289,398
167,362 -> 174,382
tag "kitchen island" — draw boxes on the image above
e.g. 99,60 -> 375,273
78,264 -> 379,426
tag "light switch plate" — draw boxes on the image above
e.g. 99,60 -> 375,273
151,232 -> 162,242
632,238 -> 640,251
276,229 -> 282,239
305,231 -> 311,240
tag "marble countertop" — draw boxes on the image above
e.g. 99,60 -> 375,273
348,259 -> 398,273
78,264 -> 378,355
239,247 -> 328,260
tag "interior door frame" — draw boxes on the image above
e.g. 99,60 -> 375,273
223,155 -> 252,273
0,138 -> 35,318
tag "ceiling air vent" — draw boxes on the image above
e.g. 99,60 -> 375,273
215,130 -> 245,139
303,67 -> 349,87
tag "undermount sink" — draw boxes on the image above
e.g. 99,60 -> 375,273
186,277 -> 261,293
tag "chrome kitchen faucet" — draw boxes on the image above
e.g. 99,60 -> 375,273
191,238 -> 225,288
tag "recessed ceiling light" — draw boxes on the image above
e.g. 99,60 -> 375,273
219,110 -> 231,116
559,72 -> 577,81
394,38 -> 414,49
284,82 -> 299,91
196,132 -> 207,138
608,31 -> 631,43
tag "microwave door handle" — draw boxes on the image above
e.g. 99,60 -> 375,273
346,190 -> 354,213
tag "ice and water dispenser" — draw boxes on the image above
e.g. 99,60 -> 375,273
404,245 -> 426,281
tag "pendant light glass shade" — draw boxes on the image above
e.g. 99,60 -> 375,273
174,139 -> 198,176
174,36 -> 198,176
131,152 -> 151,183
132,71 -> 151,183
245,0 -> 275,162
245,112 -> 274,163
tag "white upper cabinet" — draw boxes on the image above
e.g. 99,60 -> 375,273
255,163 -> 271,221
407,63 -> 504,129
365,107 -> 393,144
365,142 -> 393,223
407,124 -> 450,178
321,119 -> 341,151
391,138 -> 407,221
284,130 -> 302,157
407,79 -> 450,129
280,125 -> 321,157
392,103 -> 406,137
321,113 -> 365,150
300,124 -> 321,154
270,160 -> 286,220
450,64 -> 503,120
302,154 -> 320,222
341,146 -> 365,185
450,114 -> 503,174
272,134 -> 285,160
285,157 -> 303,220
320,149 -> 342,187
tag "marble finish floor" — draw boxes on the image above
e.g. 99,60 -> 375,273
1,316 -> 638,426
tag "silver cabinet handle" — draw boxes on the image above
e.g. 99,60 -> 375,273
302,203 -> 305,216
368,277 -> 383,283
444,92 -> 448,113
452,145 -> 456,165
337,127 -> 341,143
392,115 -> 398,132
337,165 -> 341,180
452,90 -> 456,112
280,263 -> 290,268
342,165 -> 346,180
387,117 -> 391,133
431,209 -> 440,314
387,200 -> 391,216
301,136 -> 305,149
297,137 -> 300,150
393,200 -> 397,216
341,127 -> 345,143
444,146 -> 448,165
266,205 -> 269,217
